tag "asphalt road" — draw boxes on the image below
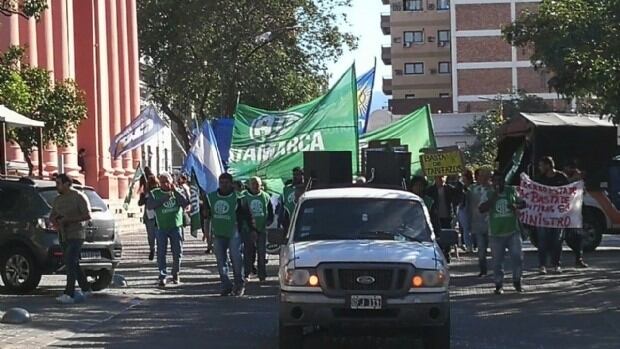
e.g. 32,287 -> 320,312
1,232 -> 620,349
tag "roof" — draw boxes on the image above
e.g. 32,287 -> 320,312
520,113 -> 614,128
0,105 -> 45,128
301,187 -> 421,201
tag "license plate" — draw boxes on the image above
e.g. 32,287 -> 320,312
350,295 -> 382,310
80,251 -> 101,260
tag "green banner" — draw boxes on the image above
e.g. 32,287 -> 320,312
123,163 -> 144,211
360,105 -> 436,175
229,65 -> 359,180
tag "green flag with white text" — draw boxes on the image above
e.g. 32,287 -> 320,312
229,65 -> 359,180
359,105 -> 436,175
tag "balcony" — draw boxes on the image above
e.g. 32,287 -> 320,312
389,97 -> 454,114
381,45 -> 391,65
380,13 -> 390,35
382,77 -> 393,95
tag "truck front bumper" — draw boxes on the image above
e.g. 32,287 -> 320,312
280,291 -> 449,329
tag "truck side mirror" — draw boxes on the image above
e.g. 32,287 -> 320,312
268,228 -> 287,245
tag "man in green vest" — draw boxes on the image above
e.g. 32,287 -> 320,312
146,172 -> 190,288
205,173 -> 253,296
242,177 -> 274,282
278,167 -> 304,229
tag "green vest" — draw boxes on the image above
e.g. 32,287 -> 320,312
488,186 -> 519,236
151,188 -> 184,230
243,190 -> 270,233
282,185 -> 297,216
207,191 -> 238,238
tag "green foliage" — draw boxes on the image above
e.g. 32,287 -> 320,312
0,0 -> 48,19
138,0 -> 357,149
503,0 -> 620,122
0,46 -> 87,174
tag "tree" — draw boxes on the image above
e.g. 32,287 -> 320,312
463,91 -> 555,167
0,0 -> 48,19
0,46 -> 87,175
138,0 -> 357,149
503,0 -> 620,122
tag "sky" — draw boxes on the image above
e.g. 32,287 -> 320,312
327,0 -> 390,111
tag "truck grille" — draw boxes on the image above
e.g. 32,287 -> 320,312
338,269 -> 393,291
320,264 -> 411,295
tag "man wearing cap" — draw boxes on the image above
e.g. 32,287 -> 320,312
241,177 -> 274,282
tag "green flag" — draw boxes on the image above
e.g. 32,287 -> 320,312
123,164 -> 145,211
359,105 -> 436,175
229,65 -> 359,180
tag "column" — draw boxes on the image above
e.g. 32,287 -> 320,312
94,0 -> 115,198
52,0 -> 81,179
37,1 -> 58,174
117,0 -> 134,176
7,14 -> 24,164
127,0 -> 142,168
106,0 -> 127,198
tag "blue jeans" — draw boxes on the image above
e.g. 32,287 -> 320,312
474,231 -> 489,274
156,227 -> 183,280
490,233 -> 523,286
537,227 -> 563,267
457,206 -> 472,248
214,232 -> 244,291
144,218 -> 157,251
63,239 -> 90,297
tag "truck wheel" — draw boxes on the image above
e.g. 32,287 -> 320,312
86,269 -> 114,291
279,321 -> 303,349
422,318 -> 450,349
567,208 -> 604,252
0,248 -> 42,294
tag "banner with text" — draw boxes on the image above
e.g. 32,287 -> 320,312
518,173 -> 584,228
420,148 -> 464,177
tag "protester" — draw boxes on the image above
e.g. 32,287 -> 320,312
241,177 -> 274,282
147,172 -> 190,287
536,156 -> 569,274
138,175 -> 160,261
177,174 -> 192,238
205,173 -> 253,296
49,174 -> 93,304
563,161 -> 589,268
410,175 -> 439,228
457,169 -> 474,252
467,167 -> 493,277
426,176 -> 458,229
480,171 -> 526,294
279,167 -> 304,229
77,148 -> 86,174
281,184 -> 305,232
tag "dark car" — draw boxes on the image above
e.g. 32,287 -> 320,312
0,177 -> 122,294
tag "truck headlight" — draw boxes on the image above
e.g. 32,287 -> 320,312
283,268 -> 320,287
411,269 -> 449,288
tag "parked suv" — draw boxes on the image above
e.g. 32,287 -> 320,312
271,186 -> 450,349
0,177 -> 122,294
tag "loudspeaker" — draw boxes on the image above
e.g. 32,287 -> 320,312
365,151 -> 411,186
303,151 -> 352,186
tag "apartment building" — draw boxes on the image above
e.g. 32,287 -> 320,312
381,0 -> 568,115
381,0 -> 454,114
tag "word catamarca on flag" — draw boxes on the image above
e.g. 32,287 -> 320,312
110,105 -> 167,159
183,120 -> 224,194
229,65 -> 359,180
357,65 -> 376,134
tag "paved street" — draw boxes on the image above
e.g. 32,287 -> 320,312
1,228 -> 620,349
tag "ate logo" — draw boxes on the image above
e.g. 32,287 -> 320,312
213,201 -> 230,215
249,112 -> 302,141
495,198 -> 511,215
250,200 -> 264,216
163,196 -> 177,209
287,191 -> 296,204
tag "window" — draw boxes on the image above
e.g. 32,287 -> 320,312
438,30 -> 450,46
404,31 -> 424,45
438,62 -> 451,74
439,93 -> 450,98
404,62 -> 424,75
437,0 -> 450,10
403,0 -> 423,11
405,94 -> 416,99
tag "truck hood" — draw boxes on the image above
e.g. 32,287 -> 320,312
290,240 -> 440,269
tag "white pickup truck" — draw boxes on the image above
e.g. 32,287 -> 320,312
270,186 -> 450,348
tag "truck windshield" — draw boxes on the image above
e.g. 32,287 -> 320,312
293,198 -> 432,242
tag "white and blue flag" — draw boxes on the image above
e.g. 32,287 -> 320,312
357,65 -> 376,134
183,120 -> 224,194
109,105 -> 167,159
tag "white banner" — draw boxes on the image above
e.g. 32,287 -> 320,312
518,173 -> 584,229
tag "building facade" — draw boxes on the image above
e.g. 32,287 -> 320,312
0,0 -> 141,200
381,0 -> 453,114
381,0 -> 567,115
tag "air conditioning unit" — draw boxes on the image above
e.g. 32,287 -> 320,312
392,4 -> 402,11
395,69 -> 403,76
428,36 -> 435,43
404,42 -> 412,48
428,3 -> 435,10
430,68 -> 438,74
394,37 -> 402,43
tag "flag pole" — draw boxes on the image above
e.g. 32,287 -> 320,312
362,57 -> 377,134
